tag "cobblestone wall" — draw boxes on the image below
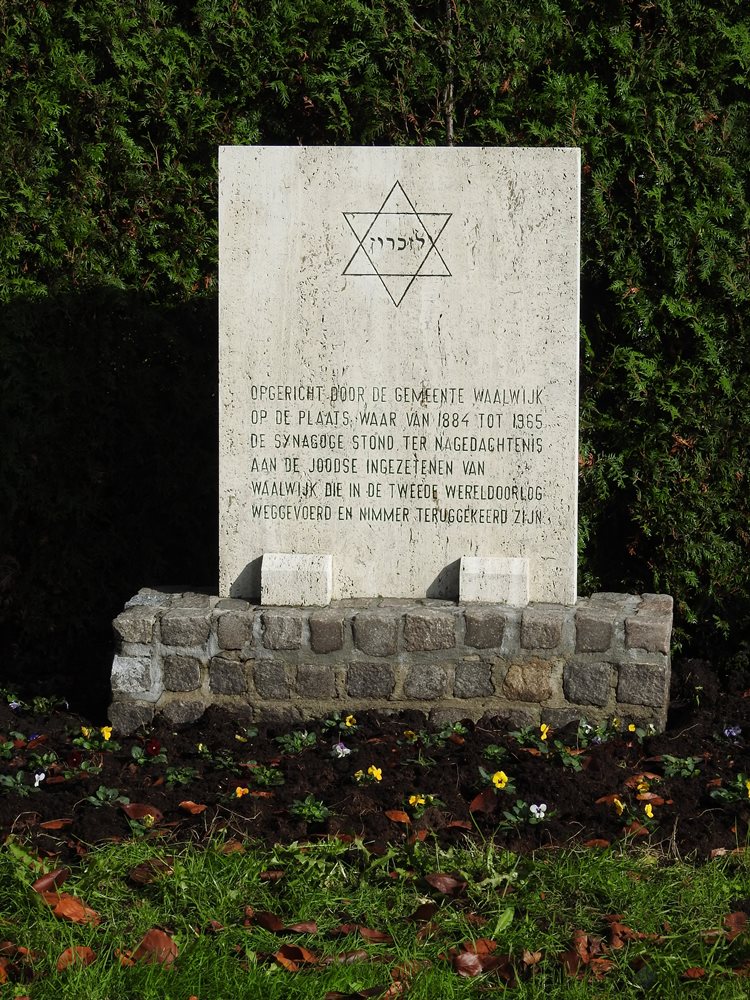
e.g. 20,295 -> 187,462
109,589 -> 673,734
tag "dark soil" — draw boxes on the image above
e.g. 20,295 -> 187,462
1,662 -> 749,865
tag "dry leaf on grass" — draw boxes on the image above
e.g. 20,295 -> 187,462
56,945 -> 96,971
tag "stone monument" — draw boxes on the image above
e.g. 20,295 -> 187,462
109,146 -> 674,735
218,146 -> 580,607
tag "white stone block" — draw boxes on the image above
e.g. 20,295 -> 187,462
220,146 -> 579,603
261,553 -> 333,607
459,557 -> 529,606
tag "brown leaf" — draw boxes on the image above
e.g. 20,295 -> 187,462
408,902 -> 439,923
453,951 -> 483,977
179,800 -> 207,815
682,967 -> 706,979
259,870 -> 285,882
56,946 -> 96,971
219,839 -> 245,854
595,794 -> 623,805
132,928 -> 178,966
623,821 -> 650,837
128,858 -> 174,885
424,873 -> 468,896
273,943 -> 317,971
385,810 -> 411,825
356,926 -> 393,944
39,818 -> 73,830
724,912 -> 748,942
446,819 -> 472,830
636,793 -> 666,804
583,839 -> 610,849
522,949 -> 542,966
463,938 -> 497,956
319,949 -> 370,965
407,830 -> 428,844
40,891 -> 101,925
624,772 -> 661,788
468,787 -> 497,813
518,746 -> 543,756
121,803 -> 164,822
589,957 -> 615,979
32,867 -> 70,894
287,921 -> 319,934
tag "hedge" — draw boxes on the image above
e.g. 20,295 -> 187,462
1,0 -> 749,700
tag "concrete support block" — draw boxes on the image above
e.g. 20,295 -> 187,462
353,612 -> 398,657
403,610 -> 456,651
261,552 -> 332,606
459,556 -> 529,605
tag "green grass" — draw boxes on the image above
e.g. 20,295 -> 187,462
1,835 -> 749,998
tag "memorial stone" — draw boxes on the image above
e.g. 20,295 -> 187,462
219,146 -> 580,604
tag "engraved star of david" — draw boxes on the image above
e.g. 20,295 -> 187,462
342,181 -> 452,307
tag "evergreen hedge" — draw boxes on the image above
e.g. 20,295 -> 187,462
2,0 -> 749,698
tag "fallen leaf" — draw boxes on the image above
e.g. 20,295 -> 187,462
636,793 -> 666,804
408,902 -> 439,922
595,794 -> 623,805
453,951 -> 483,977
624,772 -> 661,788
56,945 -> 96,971
446,819 -> 472,830
330,923 -> 392,943
179,801 -> 207,815
468,787 -> 497,813
32,868 -> 70,894
273,943 -> 317,971
623,821 -> 650,838
128,858 -> 174,885
385,810 -> 411,825
522,949 -> 542,965
583,839 -> 610,849
253,911 -> 318,934
39,818 -> 73,830
463,938 -> 497,956
424,873 -> 468,896
320,949 -> 370,965
219,839 -> 245,854
724,912 -> 748,942
132,928 -> 178,966
407,830 -> 428,844
40,891 -> 101,925
259,870 -> 284,882
121,803 -> 164,822
682,967 -> 706,979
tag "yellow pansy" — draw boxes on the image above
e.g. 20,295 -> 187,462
409,794 -> 426,807
492,771 -> 509,790
540,724 -> 550,741
644,804 -> 654,819
613,797 -> 625,816
345,715 -> 357,728
367,765 -> 383,782
81,727 -> 91,738
235,786 -> 249,798
100,726 -> 112,741
628,724 -> 637,733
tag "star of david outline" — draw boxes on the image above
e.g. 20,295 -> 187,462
342,180 -> 452,307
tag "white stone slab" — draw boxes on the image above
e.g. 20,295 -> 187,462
459,556 -> 529,606
220,146 -> 580,603
261,552 -> 333,607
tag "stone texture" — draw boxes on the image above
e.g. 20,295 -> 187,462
125,588 -> 174,609
162,699 -> 206,725
160,609 -> 211,646
347,662 -> 395,698
521,607 -> 565,650
617,663 -> 669,708
216,610 -> 254,650
543,708 -> 587,728
171,592 -> 212,609
261,552 -> 333,607
459,556 -> 529,605
254,662 -> 291,699
219,146 -> 580,604
309,610 -> 345,653
261,611 -> 303,650
215,598 -> 251,610
641,593 -> 674,614
296,663 -> 336,699
404,664 -> 450,700
454,661 -> 494,698
108,702 -> 155,734
163,655 -> 202,692
625,615 -> 672,654
403,611 -> 455,651
111,654 -> 160,700
464,608 -> 506,649
113,606 -> 158,645
353,613 -> 398,657
209,657 -> 247,695
563,661 -> 612,706
575,611 -> 613,653
502,661 -> 553,701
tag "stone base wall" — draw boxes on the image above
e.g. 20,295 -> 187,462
109,589 -> 673,734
